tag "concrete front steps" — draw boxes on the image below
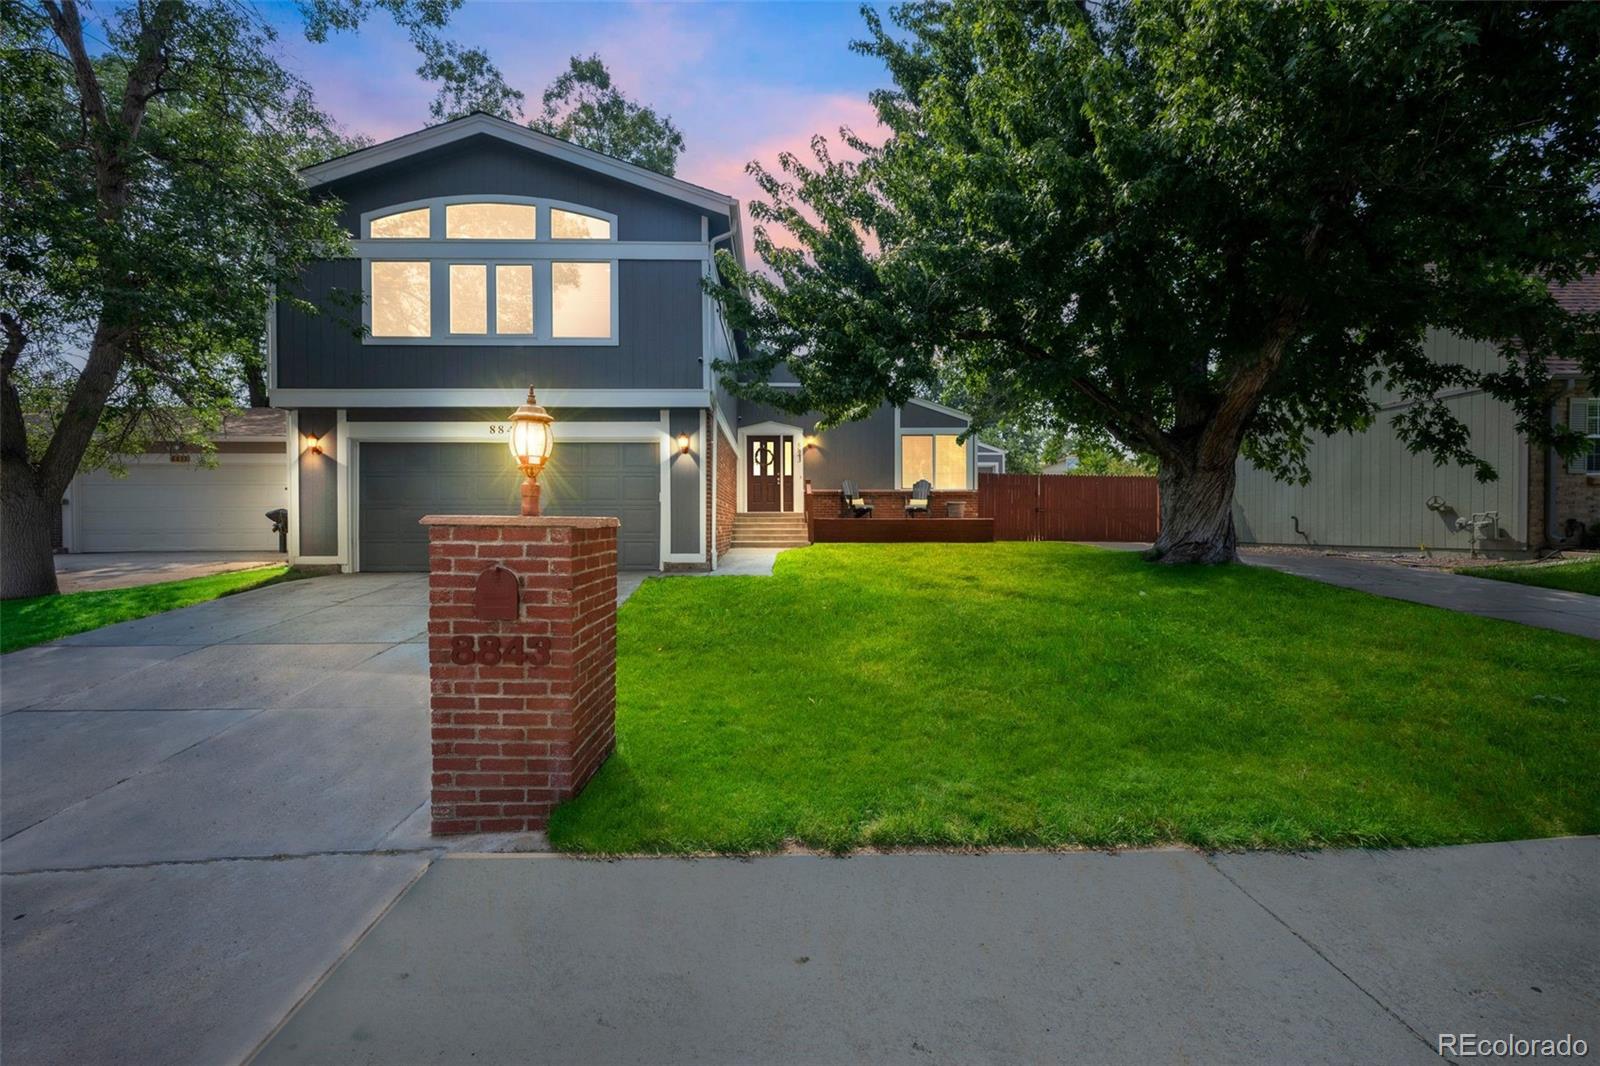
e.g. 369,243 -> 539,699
730,512 -> 810,548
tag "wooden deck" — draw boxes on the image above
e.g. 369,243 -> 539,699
810,517 -> 995,543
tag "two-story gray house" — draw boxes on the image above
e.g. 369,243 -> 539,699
272,113 -> 982,572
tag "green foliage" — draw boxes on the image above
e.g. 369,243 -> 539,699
1454,559 -> 1600,597
0,566 -> 289,652
531,55 -> 685,175
549,544 -> 1600,853
422,43 -> 525,124
709,1 -> 1600,495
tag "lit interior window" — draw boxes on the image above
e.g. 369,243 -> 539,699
901,435 -> 933,488
550,208 -> 612,240
551,261 -> 612,338
934,435 -> 969,489
369,208 -> 430,239
496,264 -> 534,334
449,264 -> 487,334
446,202 -> 537,240
370,261 -> 430,337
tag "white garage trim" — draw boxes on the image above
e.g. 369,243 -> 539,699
343,417 -> 670,572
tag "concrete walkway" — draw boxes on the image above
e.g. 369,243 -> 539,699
54,551 -> 288,592
254,839 -> 1598,1065
1242,550 -> 1600,640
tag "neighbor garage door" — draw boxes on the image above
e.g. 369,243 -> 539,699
357,441 -> 660,572
73,456 -> 288,552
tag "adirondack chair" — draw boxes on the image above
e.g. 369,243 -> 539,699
840,480 -> 873,518
905,479 -> 932,517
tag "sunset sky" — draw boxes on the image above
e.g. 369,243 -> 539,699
260,0 -> 892,252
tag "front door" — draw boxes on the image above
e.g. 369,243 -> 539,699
746,435 -> 784,511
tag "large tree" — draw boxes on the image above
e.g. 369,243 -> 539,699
532,55 -> 685,176
1,0 -> 472,599
711,0 -> 1600,562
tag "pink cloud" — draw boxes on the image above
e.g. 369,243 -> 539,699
679,92 -> 884,264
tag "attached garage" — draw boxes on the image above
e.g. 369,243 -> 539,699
356,441 -> 661,572
69,455 -> 288,552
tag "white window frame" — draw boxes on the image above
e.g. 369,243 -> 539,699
358,196 -> 621,347
1571,396 -> 1600,475
894,426 -> 977,491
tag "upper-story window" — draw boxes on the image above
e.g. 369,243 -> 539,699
358,196 -> 619,345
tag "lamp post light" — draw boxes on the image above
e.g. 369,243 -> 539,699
507,386 -> 555,516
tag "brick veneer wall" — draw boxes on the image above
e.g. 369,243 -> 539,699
715,424 -> 738,558
422,515 -> 619,835
1530,382 -> 1600,545
807,488 -> 979,520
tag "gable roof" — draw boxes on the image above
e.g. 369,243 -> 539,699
299,112 -> 738,219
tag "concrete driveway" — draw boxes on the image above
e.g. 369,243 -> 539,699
2,573 -> 441,1066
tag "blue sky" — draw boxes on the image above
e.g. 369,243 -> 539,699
259,1 -> 891,227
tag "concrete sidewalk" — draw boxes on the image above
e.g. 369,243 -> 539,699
1242,550 -> 1600,639
254,839 -> 1597,1066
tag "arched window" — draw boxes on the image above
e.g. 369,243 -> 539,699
358,197 -> 619,344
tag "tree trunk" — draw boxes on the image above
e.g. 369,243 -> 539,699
1,459 -> 61,599
243,355 -> 269,408
1147,454 -> 1239,564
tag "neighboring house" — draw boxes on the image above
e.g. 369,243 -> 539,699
976,440 -> 1007,475
1041,456 -> 1080,475
58,410 -> 288,553
1234,280 -> 1599,552
270,113 -> 987,572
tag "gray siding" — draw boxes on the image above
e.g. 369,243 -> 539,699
276,259 -> 705,390
1234,332 -> 1529,550
318,135 -> 719,242
668,408 -> 702,554
900,403 -> 968,430
297,409 -> 338,556
739,399 -> 897,490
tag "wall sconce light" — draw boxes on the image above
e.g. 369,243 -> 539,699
676,433 -> 691,455
804,435 -> 819,450
304,434 -> 323,456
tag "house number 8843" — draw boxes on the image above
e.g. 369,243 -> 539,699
450,635 -> 551,667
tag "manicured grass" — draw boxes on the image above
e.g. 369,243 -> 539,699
0,566 -> 291,653
1454,559 -> 1600,597
550,543 -> 1599,854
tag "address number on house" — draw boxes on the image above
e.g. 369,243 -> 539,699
450,635 -> 551,667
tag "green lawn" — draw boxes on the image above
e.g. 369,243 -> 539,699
549,543 -> 1599,854
1454,558 -> 1600,597
0,566 -> 291,653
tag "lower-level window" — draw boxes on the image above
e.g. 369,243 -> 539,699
900,433 -> 969,490
1574,397 -> 1600,474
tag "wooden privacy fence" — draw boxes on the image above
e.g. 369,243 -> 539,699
977,473 -> 1160,542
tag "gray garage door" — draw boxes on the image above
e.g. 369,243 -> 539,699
358,442 -> 660,572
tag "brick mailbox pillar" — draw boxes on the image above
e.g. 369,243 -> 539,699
421,515 -> 620,835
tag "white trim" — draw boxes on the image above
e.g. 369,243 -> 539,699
905,396 -> 972,420
658,409 -> 673,567
735,420 -> 806,513
266,287 -> 278,393
286,409 -> 301,559
699,409 -> 708,563
708,406 -> 717,571
344,419 -> 661,443
301,113 -> 737,216
975,438 -> 1008,455
271,388 -> 711,409
334,409 -> 349,567
352,239 -> 701,262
